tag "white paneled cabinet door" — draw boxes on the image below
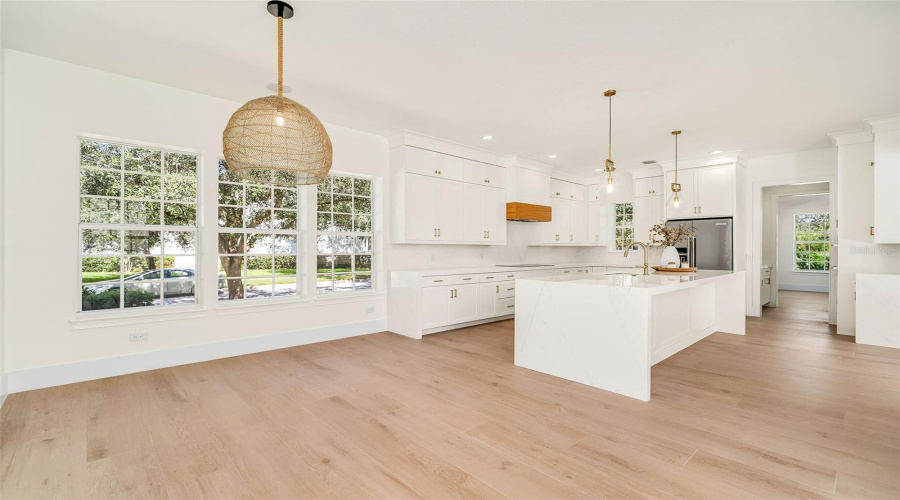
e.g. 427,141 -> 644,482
463,184 -> 485,242
477,283 -> 498,319
633,196 -> 654,243
650,176 -> 665,195
587,200 -> 601,244
519,168 -> 550,205
873,128 -> 900,243
483,186 -> 506,242
422,286 -> 451,328
405,173 -> 437,241
634,177 -> 653,197
569,200 -> 586,243
665,170 -> 696,219
696,165 -> 733,217
405,147 -> 437,178
434,180 -> 464,241
554,197 -> 571,243
449,285 -> 478,323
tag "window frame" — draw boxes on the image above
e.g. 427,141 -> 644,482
611,202 -> 637,252
76,133 -> 203,315
216,158 -> 304,304
315,172 -> 375,295
792,212 -> 830,273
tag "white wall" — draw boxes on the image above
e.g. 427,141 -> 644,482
835,136 -> 900,335
3,50 -> 390,391
746,148 -> 838,316
0,10 -> 7,404
776,194 -> 830,292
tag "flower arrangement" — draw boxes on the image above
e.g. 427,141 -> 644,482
649,222 -> 697,247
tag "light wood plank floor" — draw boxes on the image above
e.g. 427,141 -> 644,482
3,294 -> 899,499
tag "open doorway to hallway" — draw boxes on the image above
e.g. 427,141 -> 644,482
760,182 -> 835,324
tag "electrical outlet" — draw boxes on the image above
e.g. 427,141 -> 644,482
365,306 -> 375,314
129,332 -> 149,342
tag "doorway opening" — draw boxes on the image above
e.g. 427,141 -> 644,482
759,182 -> 834,326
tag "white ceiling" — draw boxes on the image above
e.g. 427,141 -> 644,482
3,1 -> 899,175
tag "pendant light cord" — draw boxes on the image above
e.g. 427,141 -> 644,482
674,133 -> 678,183
277,15 -> 284,97
608,95 -> 612,162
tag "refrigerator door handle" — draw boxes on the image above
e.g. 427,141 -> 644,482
689,237 -> 697,268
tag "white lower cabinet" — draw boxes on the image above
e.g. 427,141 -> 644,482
389,266 -> 597,338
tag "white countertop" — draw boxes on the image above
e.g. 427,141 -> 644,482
519,269 -> 740,294
392,263 -> 639,277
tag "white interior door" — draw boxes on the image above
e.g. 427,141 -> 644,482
405,173 -> 436,241
434,179 -> 464,241
697,165 -> 733,217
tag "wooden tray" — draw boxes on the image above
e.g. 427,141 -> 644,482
651,266 -> 697,273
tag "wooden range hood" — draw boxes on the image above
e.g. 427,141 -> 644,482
506,202 -> 552,222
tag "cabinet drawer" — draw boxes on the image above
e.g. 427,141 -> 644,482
497,297 -> 516,313
559,267 -> 590,275
421,274 -> 478,287
498,281 -> 516,298
479,272 -> 515,282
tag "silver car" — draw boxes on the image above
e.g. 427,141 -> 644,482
92,268 -> 197,296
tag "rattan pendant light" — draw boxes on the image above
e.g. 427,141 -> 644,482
222,0 -> 332,186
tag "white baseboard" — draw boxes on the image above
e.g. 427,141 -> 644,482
0,393 -> 7,409
7,319 -> 387,394
778,284 -> 829,293
651,325 -> 718,366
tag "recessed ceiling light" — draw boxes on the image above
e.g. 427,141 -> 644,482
482,135 -> 493,140
548,154 -> 557,159
709,150 -> 723,154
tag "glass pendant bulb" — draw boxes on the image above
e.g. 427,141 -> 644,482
606,177 -> 614,192
673,195 -> 680,207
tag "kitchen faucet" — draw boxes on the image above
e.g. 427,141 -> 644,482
624,241 -> 651,275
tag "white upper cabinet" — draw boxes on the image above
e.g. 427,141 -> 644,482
550,178 -> 585,201
465,159 -> 506,188
663,164 -> 734,219
634,176 -> 664,197
463,185 -> 507,243
391,140 -> 507,245
587,184 -> 602,202
696,165 -> 733,217
541,198 -> 586,244
569,199 -> 586,243
634,195 -> 665,243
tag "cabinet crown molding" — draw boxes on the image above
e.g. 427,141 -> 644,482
658,155 -> 746,172
827,129 -> 873,147
388,130 -> 508,166
863,114 -> 900,134
629,165 -> 663,179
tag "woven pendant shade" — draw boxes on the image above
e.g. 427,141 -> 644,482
223,95 -> 333,186
222,1 -> 332,186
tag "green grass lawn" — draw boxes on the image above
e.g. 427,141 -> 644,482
81,272 -> 120,283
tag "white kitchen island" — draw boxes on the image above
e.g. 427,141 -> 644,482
515,270 -> 746,401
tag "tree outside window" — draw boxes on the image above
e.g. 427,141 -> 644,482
316,174 -> 373,293
79,139 -> 198,311
794,212 -> 830,272
217,160 -> 300,300
614,203 -> 636,251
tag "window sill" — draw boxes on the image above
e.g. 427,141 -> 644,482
792,270 -> 830,275
70,305 -> 208,330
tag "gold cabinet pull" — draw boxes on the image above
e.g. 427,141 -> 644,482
496,285 -> 499,293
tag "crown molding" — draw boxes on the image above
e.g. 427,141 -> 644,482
504,154 -> 554,174
386,130 -> 509,166
863,114 -> 900,134
658,154 -> 746,172
827,129 -> 873,147
629,164 -> 663,179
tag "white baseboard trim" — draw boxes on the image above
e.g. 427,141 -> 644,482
778,284 -> 829,293
0,393 -> 7,409
651,325 -> 718,366
7,319 -> 387,394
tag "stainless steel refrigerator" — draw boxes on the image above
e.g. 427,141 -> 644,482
665,218 -> 733,270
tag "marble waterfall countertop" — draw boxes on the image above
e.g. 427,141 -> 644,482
393,263 -> 638,277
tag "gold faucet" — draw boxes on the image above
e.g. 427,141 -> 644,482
624,241 -> 651,275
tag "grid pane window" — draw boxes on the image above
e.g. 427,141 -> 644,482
794,213 -> 830,272
79,139 -> 198,311
217,160 -> 300,300
317,174 -> 374,293
614,203 -> 636,251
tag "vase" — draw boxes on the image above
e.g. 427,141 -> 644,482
660,245 -> 680,268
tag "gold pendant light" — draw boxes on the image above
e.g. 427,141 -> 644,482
670,130 -> 682,207
603,90 -> 616,192
223,1 -> 333,186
